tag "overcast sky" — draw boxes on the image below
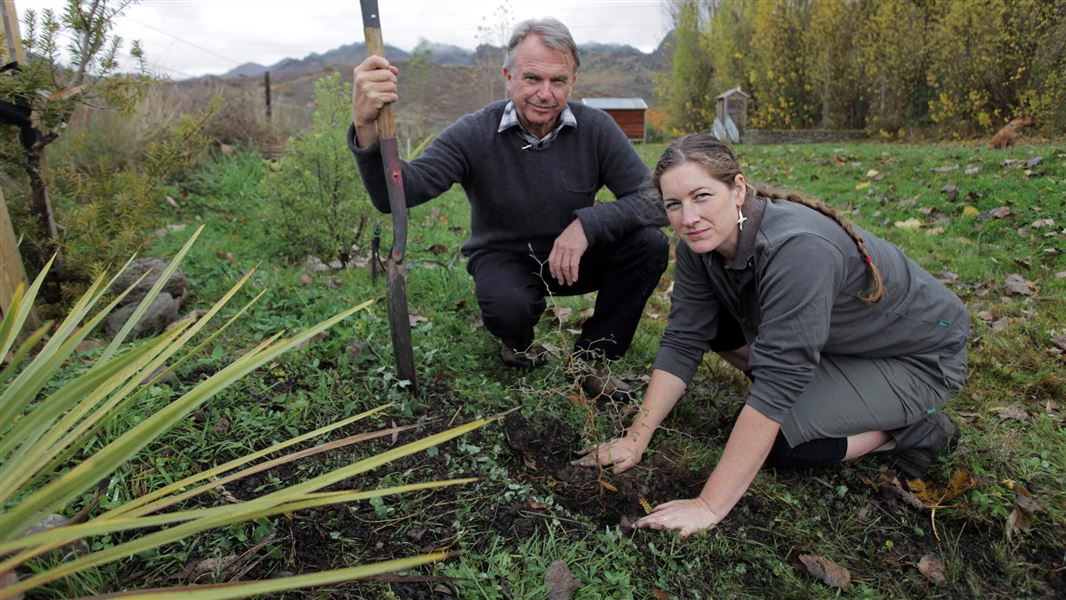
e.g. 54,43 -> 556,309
17,0 -> 671,79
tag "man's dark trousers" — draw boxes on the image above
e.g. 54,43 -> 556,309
467,226 -> 668,361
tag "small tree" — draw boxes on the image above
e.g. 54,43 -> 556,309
1,0 -> 148,299
263,73 -> 369,266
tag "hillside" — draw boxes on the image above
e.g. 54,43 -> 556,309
181,36 -> 672,135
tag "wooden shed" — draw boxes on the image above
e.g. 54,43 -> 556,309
714,87 -> 750,143
581,98 -> 648,142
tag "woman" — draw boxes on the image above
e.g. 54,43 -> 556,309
574,134 -> 968,537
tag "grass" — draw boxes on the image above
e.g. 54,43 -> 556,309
16,138 -> 1065,598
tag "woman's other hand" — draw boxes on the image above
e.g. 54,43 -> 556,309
571,436 -> 646,473
634,498 -> 720,538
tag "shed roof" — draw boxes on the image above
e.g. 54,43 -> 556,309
716,87 -> 750,99
582,97 -> 648,110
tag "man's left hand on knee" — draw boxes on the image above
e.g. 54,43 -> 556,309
549,218 -> 589,286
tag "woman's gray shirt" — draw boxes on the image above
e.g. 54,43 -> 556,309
654,196 -> 969,424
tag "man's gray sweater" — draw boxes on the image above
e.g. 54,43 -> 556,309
347,100 -> 667,259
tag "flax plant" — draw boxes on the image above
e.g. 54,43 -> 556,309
0,227 -> 493,598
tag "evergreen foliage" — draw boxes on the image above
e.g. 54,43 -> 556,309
262,73 -> 370,266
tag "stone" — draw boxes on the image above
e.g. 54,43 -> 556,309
109,257 -> 187,307
105,292 -> 180,339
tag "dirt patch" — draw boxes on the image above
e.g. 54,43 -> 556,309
503,412 -> 707,528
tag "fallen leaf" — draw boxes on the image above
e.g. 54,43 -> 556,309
1051,335 -> 1066,351
993,404 -> 1029,421
855,181 -> 871,190
1005,493 -> 1043,542
1004,273 -> 1035,296
465,314 -> 483,329
544,560 -> 582,600
428,244 -> 449,255
991,318 -> 1010,333
1012,258 -> 1032,270
650,590 -> 671,600
578,307 -> 595,323
894,218 -> 923,229
979,206 -> 1013,220
300,274 -> 313,285
165,195 -> 179,209
940,184 -> 958,203
798,554 -> 851,590
1031,218 -> 1056,229
1025,156 -> 1044,168
926,226 -> 945,236
409,315 -> 430,326
917,554 -> 947,586
976,311 -> 993,322
908,470 -> 976,505
325,276 -> 341,289
599,480 -> 619,492
528,499 -> 551,510
964,164 -> 982,175
217,251 -> 235,262
638,495 -> 654,514
962,206 -> 980,217
932,164 -> 958,174
938,270 -> 959,284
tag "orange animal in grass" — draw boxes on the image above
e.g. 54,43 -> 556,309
989,116 -> 1034,149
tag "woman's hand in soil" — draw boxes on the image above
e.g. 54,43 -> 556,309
571,437 -> 645,473
634,498 -> 720,538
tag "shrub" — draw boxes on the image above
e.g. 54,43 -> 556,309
261,73 -> 371,265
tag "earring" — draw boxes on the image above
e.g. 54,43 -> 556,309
737,206 -> 747,231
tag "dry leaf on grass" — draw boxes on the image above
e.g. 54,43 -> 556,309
979,206 -> 1013,220
1004,273 -> 1036,296
544,560 -> 582,600
962,205 -> 980,217
917,554 -> 947,586
932,164 -> 958,174
907,470 -> 976,506
798,554 -> 851,590
895,218 -> 923,229
992,404 -> 1030,421
1031,218 -> 1056,229
300,274 -> 313,285
409,315 -> 430,326
1006,493 -> 1044,542
427,244 -> 449,254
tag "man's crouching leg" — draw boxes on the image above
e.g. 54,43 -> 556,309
468,250 -> 548,368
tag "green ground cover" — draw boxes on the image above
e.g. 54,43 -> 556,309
28,140 -> 1066,598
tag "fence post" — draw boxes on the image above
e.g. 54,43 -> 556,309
264,71 -> 272,122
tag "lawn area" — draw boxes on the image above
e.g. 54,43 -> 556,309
18,139 -> 1066,598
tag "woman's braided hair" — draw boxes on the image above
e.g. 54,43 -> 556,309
652,133 -> 885,303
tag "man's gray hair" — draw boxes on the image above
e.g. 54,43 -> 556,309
503,17 -> 581,72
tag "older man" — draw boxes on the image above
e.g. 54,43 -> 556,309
349,17 -> 667,396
